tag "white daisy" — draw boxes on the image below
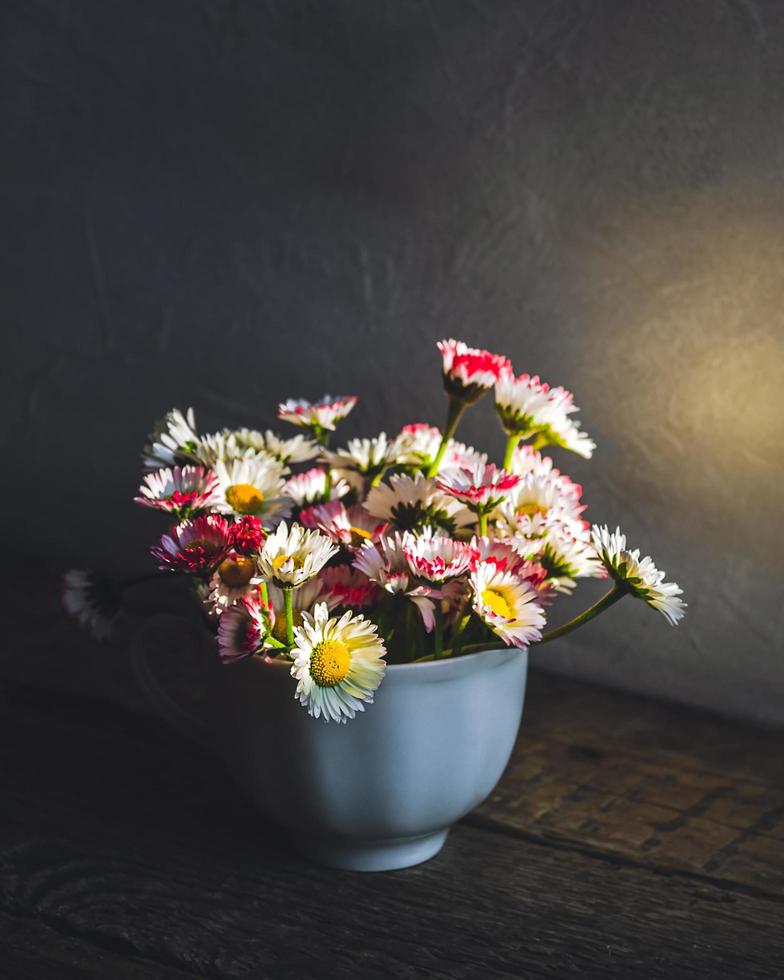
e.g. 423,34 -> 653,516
496,472 -> 585,540
591,525 -> 686,625
142,407 -> 199,470
212,456 -> 291,526
233,428 -> 319,464
299,499 -> 387,549
258,522 -> 338,588
495,374 -> 596,458
134,465 -> 218,515
282,467 -> 350,508
277,395 -> 358,432
321,433 -> 398,487
402,527 -> 473,583
290,603 -> 387,723
364,474 -> 474,534
533,522 -> 604,593
437,339 -> 512,403
61,569 -> 121,640
393,424 -> 444,468
469,562 -> 546,648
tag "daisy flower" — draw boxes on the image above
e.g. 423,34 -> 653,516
318,565 -> 380,610
437,339 -> 512,403
228,515 -> 266,555
151,513 -> 232,574
216,594 -> 269,664
353,535 -> 439,631
290,603 -> 386,723
258,522 -> 338,588
393,424 -> 444,468
508,445 -> 581,495
533,522 -> 604,593
440,440 -> 488,476
591,525 -> 686,625
232,428 -> 319,464
277,395 -> 358,433
207,553 -> 262,614
469,536 -> 546,586
437,462 -> 521,513
212,456 -> 291,526
497,472 -> 586,540
266,579 -> 325,643
469,562 -> 546,648
321,433 -> 398,488
142,407 -> 199,470
282,467 -> 350,508
403,528 -> 473,584
495,374 -> 595,458
299,499 -> 387,549
61,569 -> 121,640
134,465 -> 218,516
364,473 -> 474,535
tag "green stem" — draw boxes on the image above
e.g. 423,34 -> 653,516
450,613 -> 471,657
477,511 -> 488,536
426,397 -> 466,478
535,585 -> 625,644
502,434 -> 519,470
283,587 -> 295,647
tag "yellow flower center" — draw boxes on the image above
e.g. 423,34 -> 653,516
516,502 -> 547,518
272,553 -> 304,575
309,639 -> 351,687
481,587 -> 512,619
349,525 -> 372,547
272,607 -> 303,642
218,555 -> 255,588
225,483 -> 265,515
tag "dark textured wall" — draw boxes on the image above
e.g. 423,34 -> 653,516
3,1 -> 782,721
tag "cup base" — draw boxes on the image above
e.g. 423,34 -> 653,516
290,828 -> 450,872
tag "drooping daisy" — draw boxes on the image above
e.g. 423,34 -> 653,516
437,339 -> 512,403
299,499 -> 387,550
364,473 -> 474,534
61,569 -> 121,640
321,433 -> 398,488
232,428 -> 319,464
290,603 -> 386,723
142,407 -> 200,470
134,465 -> 219,516
318,565 -> 380,611
437,461 -> 520,513
228,515 -> 266,555
150,513 -> 232,574
277,395 -> 358,433
207,553 -> 262,614
212,456 -> 291,527
591,525 -> 686,625
470,562 -> 546,648
282,467 -> 350,509
266,579 -> 325,643
403,528 -> 473,584
532,522 -> 604,593
257,522 -> 338,588
216,594 -> 269,664
495,374 -> 595,458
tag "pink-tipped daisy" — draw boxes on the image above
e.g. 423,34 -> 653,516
299,499 -> 387,550
364,473 -> 474,535
497,472 -> 586,541
134,465 -> 219,516
352,535 -> 439,631
403,528 -> 473,584
282,467 -> 350,509
277,395 -> 358,433
318,565 -> 380,611
216,594 -> 269,664
469,562 -> 546,649
437,461 -> 520,512
151,514 -> 232,574
437,339 -> 512,403
591,525 -> 686,625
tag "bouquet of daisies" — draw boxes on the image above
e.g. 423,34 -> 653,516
64,339 -> 685,723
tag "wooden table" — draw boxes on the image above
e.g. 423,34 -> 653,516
2,640 -> 782,980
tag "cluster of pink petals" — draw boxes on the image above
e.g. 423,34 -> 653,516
229,515 -> 266,555
437,462 -> 521,509
319,565 -> 380,610
299,499 -> 387,548
151,513 -> 232,573
135,465 -> 219,514
402,532 -> 473,584
438,339 -> 512,392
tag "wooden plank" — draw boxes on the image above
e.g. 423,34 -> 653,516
0,683 -> 783,980
474,671 -> 784,896
0,909 -> 203,979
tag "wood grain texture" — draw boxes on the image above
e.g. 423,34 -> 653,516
1,680 -> 782,979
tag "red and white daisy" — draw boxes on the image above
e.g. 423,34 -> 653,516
142,407 -> 199,471
151,513 -> 232,575
591,525 -> 686,625
469,562 -> 546,648
496,472 -> 586,541
318,565 -> 380,611
216,594 -> 269,664
437,461 -> 520,512
393,424 -> 443,468
134,465 -> 219,516
364,474 -> 474,535
437,339 -> 512,403
277,395 -> 358,433
212,456 -> 291,527
468,536 -> 542,580
299,499 -> 387,550
403,528 -> 473,584
282,467 -> 350,508
352,535 -> 440,631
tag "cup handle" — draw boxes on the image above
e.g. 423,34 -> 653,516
129,614 -> 211,747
